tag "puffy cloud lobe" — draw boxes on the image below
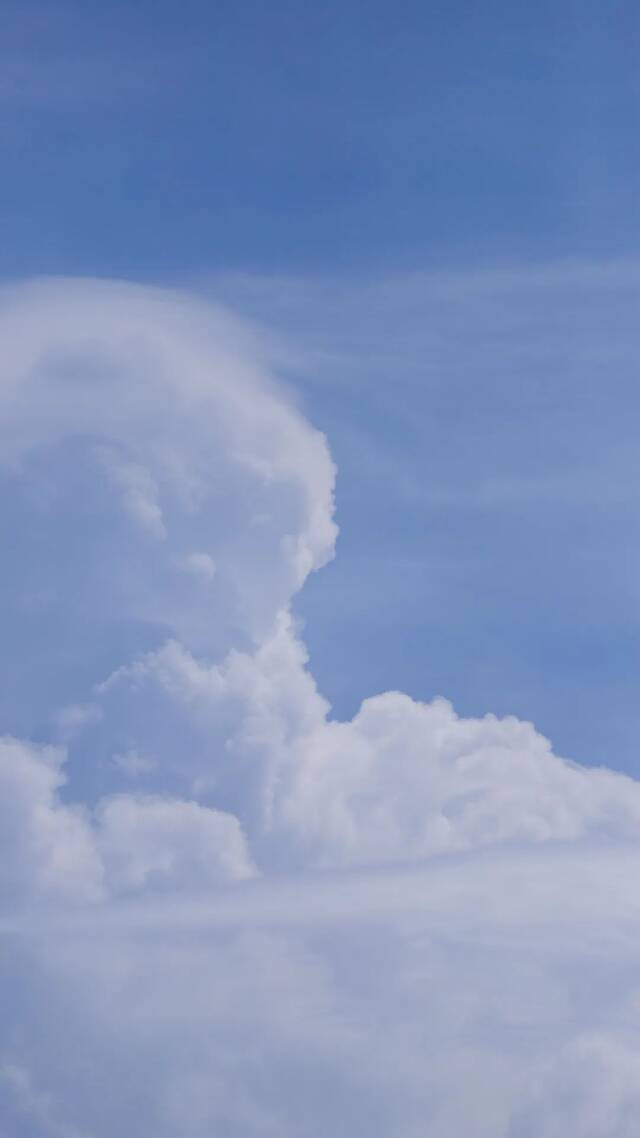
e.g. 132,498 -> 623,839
0,737 -> 102,903
2,278 -> 640,1136
96,795 -> 255,892
273,690 -> 640,866
0,737 -> 254,902
0,278 -> 336,740
95,617 -> 640,870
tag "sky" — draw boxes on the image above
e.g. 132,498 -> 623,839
2,3 -> 640,1136
2,0 -> 639,275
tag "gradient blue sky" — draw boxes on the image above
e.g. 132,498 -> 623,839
3,0 -> 638,275
3,0 -> 640,773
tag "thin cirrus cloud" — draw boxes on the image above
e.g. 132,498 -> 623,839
2,277 -> 640,1136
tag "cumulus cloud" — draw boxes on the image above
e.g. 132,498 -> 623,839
96,795 -> 255,893
1,277 -> 640,1136
0,735 -> 253,904
0,737 -> 102,904
0,278 -> 336,738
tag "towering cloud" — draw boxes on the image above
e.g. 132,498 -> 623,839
1,279 -> 640,1136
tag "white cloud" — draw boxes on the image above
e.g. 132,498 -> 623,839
5,849 -> 640,1137
94,614 -> 640,872
2,275 -> 640,1136
0,736 -> 252,905
270,690 -> 640,867
96,795 -> 256,893
0,737 -> 103,904
0,278 -> 337,672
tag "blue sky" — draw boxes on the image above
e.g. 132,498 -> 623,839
3,0 -> 639,275
3,7 -> 640,1136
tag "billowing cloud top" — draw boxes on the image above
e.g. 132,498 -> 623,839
2,279 -> 640,1137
